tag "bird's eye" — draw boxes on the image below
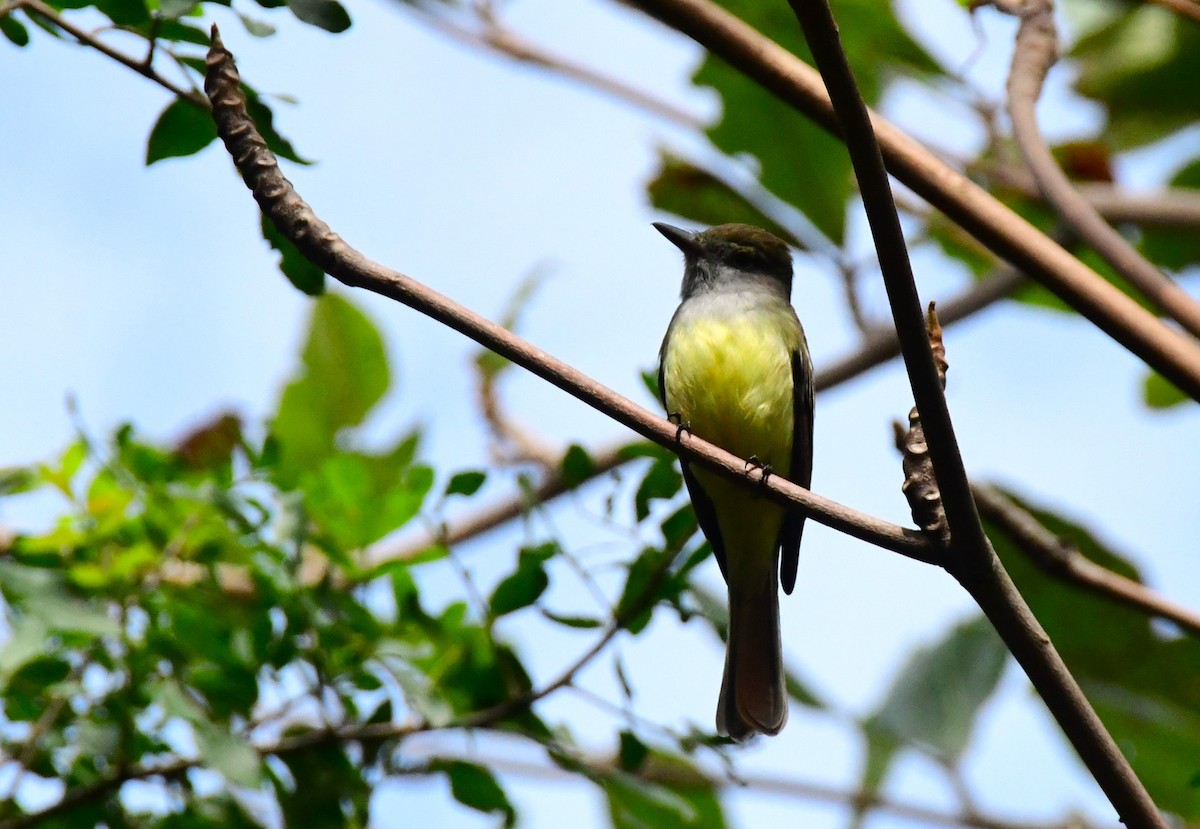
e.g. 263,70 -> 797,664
727,249 -> 759,269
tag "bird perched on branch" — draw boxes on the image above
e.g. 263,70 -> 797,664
655,222 -> 813,740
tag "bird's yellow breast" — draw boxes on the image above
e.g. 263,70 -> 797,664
662,308 -> 798,476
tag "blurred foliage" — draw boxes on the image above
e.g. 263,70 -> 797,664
5,295 -> 1193,826
4,0 -> 1200,825
987,490 -> 1200,821
0,297 -> 736,827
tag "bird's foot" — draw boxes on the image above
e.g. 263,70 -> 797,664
745,456 -> 773,494
667,412 -> 692,443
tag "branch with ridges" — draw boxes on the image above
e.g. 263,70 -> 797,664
620,0 -> 1200,401
201,24 -> 936,565
785,2 -> 1165,826
893,304 -> 949,540
999,0 -> 1200,339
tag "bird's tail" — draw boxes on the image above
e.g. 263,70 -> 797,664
716,567 -> 787,740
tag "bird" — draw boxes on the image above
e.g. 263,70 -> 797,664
655,221 -> 813,740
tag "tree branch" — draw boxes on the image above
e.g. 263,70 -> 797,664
619,0 -> 1200,401
1000,0 -> 1200,339
785,2 -> 1165,826
977,162 -> 1200,231
201,25 -> 937,566
11,0 -> 206,105
403,1 -> 705,131
413,747 -> 1112,829
973,485 -> 1200,639
787,0 -> 985,555
368,259 -> 1025,569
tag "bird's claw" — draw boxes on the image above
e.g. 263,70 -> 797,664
668,412 -> 692,443
745,455 -> 773,493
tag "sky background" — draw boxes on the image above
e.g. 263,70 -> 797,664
2,0 -> 1198,827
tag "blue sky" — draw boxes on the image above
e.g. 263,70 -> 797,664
2,0 -> 1198,826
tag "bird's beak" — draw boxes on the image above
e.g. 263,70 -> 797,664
653,222 -> 703,258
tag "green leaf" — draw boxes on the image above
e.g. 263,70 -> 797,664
0,466 -> 38,495
853,614 -> 1007,807
1139,159 -> 1200,270
602,752 -> 726,829
95,0 -> 149,25
271,294 -> 390,486
1,14 -> 30,46
660,504 -> 698,553
1070,5 -> 1200,149
243,91 -> 311,165
616,546 -> 674,634
432,760 -> 516,827
634,457 -> 682,521
285,0 -> 350,32
617,730 -> 649,772
271,740 -> 371,828
489,544 -> 555,617
1143,371 -> 1188,409
985,487 -> 1200,818
689,0 -> 941,244
560,444 -> 595,489
304,452 -> 432,550
647,151 -> 800,248
261,214 -> 325,295
866,615 -> 1007,760
158,0 -> 196,17
196,727 -> 264,787
445,470 -> 486,497
540,609 -> 603,629
238,11 -> 277,36
146,97 -> 217,165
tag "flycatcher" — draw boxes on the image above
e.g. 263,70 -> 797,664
655,222 -> 813,740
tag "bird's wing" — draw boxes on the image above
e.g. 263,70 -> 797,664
779,341 -> 814,595
681,462 -> 728,581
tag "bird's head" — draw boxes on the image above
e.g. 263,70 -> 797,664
654,222 -> 793,298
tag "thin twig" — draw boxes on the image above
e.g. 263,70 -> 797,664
1001,0 -> 1200,339
974,485 -> 1200,639
786,2 -> 1165,826
621,0 -> 1200,400
406,1 -> 705,130
408,748 -> 1109,829
15,0 -> 206,105
201,25 -> 936,566
976,162 -> 1200,231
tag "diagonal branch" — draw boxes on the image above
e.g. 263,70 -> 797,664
973,485 -> 1200,639
785,2 -> 1165,826
201,25 -> 937,565
367,258 -> 1025,570
1001,0 -> 1200,339
620,0 -> 1200,401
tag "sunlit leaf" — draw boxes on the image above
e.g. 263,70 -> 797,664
146,97 -> 217,165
